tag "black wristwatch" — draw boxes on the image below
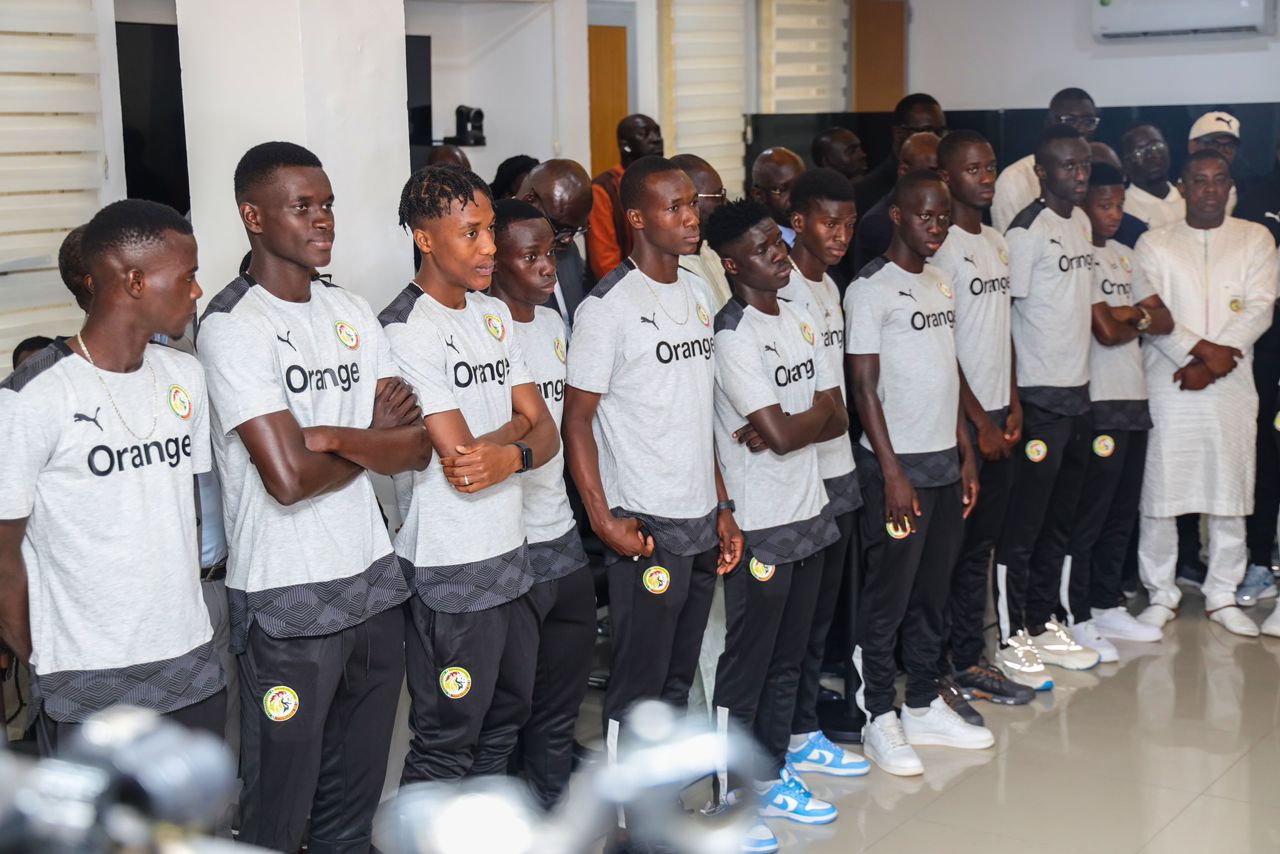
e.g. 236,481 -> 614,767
514,441 -> 534,473
717,499 -> 736,514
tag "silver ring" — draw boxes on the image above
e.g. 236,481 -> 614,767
463,475 -> 470,486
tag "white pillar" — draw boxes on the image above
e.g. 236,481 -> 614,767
176,0 -> 412,312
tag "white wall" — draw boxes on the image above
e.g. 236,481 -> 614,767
404,0 -> 591,182
907,0 -> 1280,109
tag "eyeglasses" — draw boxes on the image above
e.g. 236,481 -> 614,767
551,222 -> 589,247
1054,113 -> 1101,132
1126,140 -> 1168,160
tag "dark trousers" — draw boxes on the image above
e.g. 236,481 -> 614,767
602,543 -> 718,750
515,565 -> 597,809
238,607 -> 405,854
993,405 -> 1091,641
1065,429 -> 1148,621
946,449 -> 1015,671
714,549 -> 824,784
402,593 -> 538,784
857,475 -> 964,718
37,687 -> 228,756
1248,351 -> 1280,566
792,510 -> 856,735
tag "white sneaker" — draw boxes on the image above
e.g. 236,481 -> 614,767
901,696 -> 994,749
1137,603 -> 1177,628
1208,605 -> 1260,638
995,631 -> 1053,691
1071,620 -> 1118,663
1261,606 -> 1280,638
1091,606 -> 1163,642
1028,620 -> 1100,670
863,711 -> 924,776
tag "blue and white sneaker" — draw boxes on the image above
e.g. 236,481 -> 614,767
786,730 -> 870,777
741,818 -> 779,853
759,766 -> 838,825
1236,564 -> 1277,607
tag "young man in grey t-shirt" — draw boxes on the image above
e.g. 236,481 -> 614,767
0,200 -> 225,753
564,157 -> 744,779
993,127 -> 1101,681
199,143 -> 431,853
845,171 -> 989,778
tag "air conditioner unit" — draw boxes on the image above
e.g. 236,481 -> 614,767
1092,0 -> 1275,40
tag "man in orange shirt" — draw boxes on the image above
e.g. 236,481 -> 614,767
587,114 -> 664,281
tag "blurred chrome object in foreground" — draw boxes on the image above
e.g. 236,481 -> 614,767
0,706 -> 249,854
376,701 -> 760,854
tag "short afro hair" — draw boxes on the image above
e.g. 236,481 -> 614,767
490,155 -> 539,199
893,93 -> 941,125
1183,147 -> 1231,177
936,129 -> 992,172
1035,125 -> 1086,166
398,164 -> 492,230
705,199 -> 774,256
890,169 -> 948,209
79,199 -> 193,272
1088,162 -> 1125,187
493,198 -> 548,239
13,335 -> 54,370
788,168 -> 855,217
58,224 -> 90,307
1049,87 -> 1094,111
234,141 -> 322,202
619,155 -> 686,211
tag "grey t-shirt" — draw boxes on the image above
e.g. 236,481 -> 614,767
513,305 -> 588,582
199,276 -> 409,652
713,297 -> 839,564
844,258 -> 961,487
380,285 -> 535,611
0,342 -> 222,721
931,224 -> 1012,413
1089,240 -> 1151,430
1005,201 -> 1095,415
777,267 -> 858,484
567,261 -> 719,554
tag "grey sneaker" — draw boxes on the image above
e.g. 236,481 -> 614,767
938,676 -> 985,727
1236,564 -> 1277,607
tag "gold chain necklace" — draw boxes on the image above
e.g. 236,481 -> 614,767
76,333 -> 159,440
632,260 -> 691,326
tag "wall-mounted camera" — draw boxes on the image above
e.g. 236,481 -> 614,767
444,105 -> 484,146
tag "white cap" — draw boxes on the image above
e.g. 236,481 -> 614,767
1189,111 -> 1240,141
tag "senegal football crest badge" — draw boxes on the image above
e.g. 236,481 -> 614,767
643,565 -> 671,594
334,321 -> 360,350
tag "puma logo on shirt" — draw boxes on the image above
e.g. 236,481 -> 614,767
1048,237 -> 1063,248
276,331 -> 296,351
444,335 -> 460,354
963,254 -> 975,266
74,407 -> 102,431
898,290 -> 917,302
1264,211 -> 1280,224
640,313 -> 659,330
763,342 -> 780,356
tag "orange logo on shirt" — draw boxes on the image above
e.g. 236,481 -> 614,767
334,321 -> 360,350
168,384 -> 193,420
484,313 -> 507,341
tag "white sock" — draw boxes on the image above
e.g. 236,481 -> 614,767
789,731 -> 816,752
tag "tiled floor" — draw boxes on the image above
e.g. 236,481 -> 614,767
754,596 -> 1280,854
381,594 -> 1280,853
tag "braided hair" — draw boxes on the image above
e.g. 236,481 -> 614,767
398,164 -> 492,230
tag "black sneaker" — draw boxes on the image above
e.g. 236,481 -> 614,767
938,676 -> 985,727
953,661 -> 1036,706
